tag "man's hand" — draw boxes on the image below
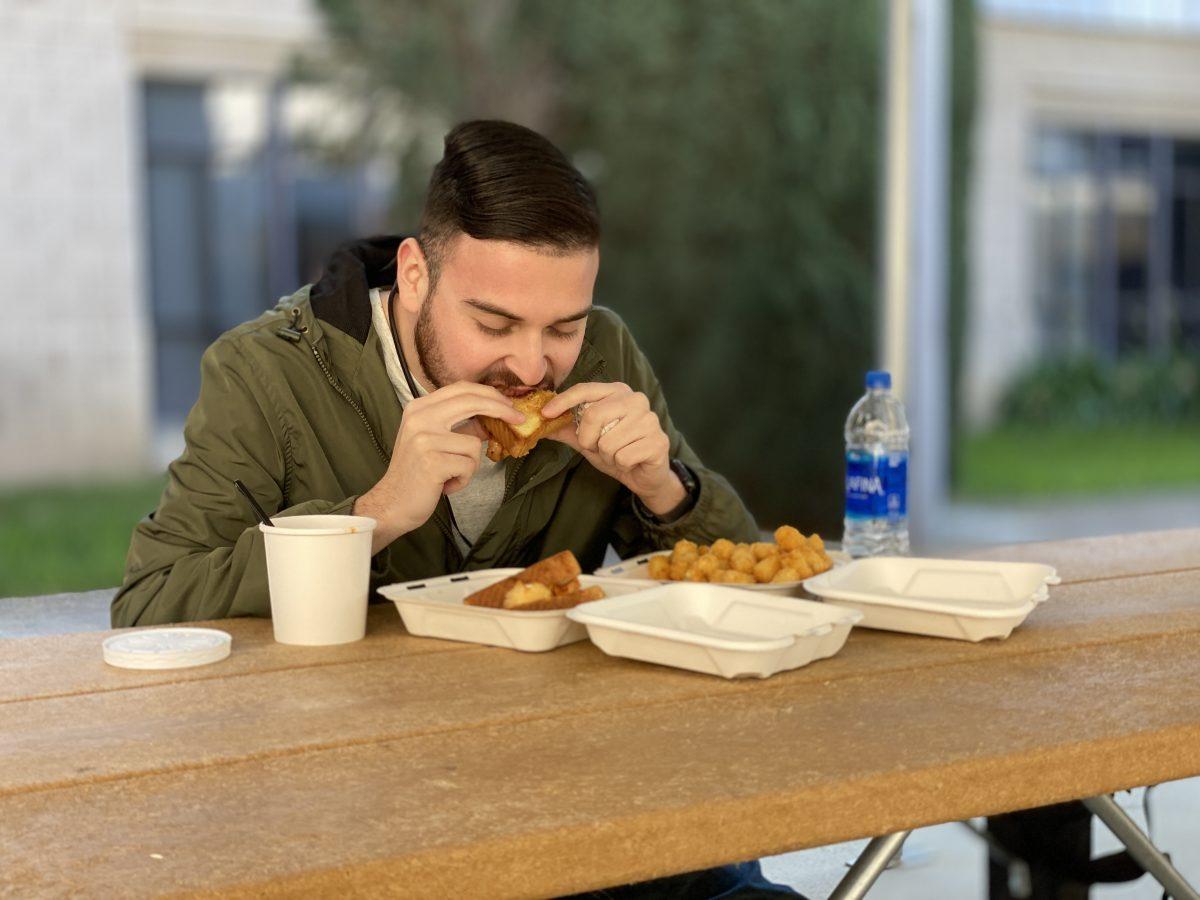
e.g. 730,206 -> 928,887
354,383 -> 524,552
542,383 -> 686,517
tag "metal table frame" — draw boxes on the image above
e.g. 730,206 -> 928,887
828,793 -> 1200,900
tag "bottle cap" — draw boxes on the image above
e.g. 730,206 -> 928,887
866,370 -> 892,390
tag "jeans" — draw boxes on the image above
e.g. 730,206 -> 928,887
561,860 -> 804,899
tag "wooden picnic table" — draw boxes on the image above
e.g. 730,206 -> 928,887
2,529 -> 1199,898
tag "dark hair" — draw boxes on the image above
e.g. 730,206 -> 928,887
418,120 -> 600,293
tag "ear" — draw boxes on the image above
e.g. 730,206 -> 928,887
395,237 -> 428,315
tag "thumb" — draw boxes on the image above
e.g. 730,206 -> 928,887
544,425 -> 582,451
453,418 -> 488,440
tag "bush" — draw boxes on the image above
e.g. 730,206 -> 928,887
999,354 -> 1200,427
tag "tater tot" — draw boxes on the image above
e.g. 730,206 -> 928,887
806,534 -> 825,552
751,542 -> 777,560
772,567 -> 801,583
670,550 -> 698,571
669,560 -> 690,581
683,565 -> 707,583
699,544 -> 710,555
674,539 -> 699,556
720,570 -> 755,584
774,525 -> 804,550
753,555 -> 782,583
781,550 -> 807,570
695,554 -> 721,577
729,548 -> 756,574
647,555 -> 670,580
710,538 -> 735,560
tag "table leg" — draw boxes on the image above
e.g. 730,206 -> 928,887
1083,794 -> 1200,900
828,831 -> 911,900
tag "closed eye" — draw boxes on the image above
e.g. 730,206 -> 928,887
476,322 -> 579,340
476,322 -> 513,337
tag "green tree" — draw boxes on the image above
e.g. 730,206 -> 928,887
310,0 -> 973,534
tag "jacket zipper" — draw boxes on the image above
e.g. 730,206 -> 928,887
305,338 -> 390,464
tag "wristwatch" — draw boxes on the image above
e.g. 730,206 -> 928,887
650,458 -> 700,524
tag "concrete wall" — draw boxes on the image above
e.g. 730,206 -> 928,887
964,14 -> 1200,429
0,1 -> 151,483
0,0 -> 319,484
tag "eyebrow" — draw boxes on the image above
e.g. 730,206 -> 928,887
463,298 -> 592,326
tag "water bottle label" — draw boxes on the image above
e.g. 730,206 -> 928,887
845,450 -> 908,522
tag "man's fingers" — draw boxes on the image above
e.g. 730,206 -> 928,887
434,447 -> 479,495
576,393 -> 643,450
596,409 -> 658,460
541,381 -> 628,418
412,392 -> 524,429
612,433 -> 669,470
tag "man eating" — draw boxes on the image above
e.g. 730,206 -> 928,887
113,119 -> 797,899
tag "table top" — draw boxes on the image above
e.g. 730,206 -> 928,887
2,529 -> 1198,898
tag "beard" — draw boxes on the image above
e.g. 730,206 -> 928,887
414,300 -> 555,396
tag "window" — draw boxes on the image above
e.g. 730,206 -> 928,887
141,79 -> 392,426
1032,127 -> 1200,360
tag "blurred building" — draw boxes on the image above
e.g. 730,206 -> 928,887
5,0 -> 1200,483
966,0 -> 1200,427
0,0 -> 393,482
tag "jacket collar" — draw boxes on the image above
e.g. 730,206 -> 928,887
309,235 -> 403,345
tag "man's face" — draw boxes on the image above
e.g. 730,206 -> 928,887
404,234 -> 599,397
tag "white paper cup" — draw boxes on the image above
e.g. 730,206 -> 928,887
259,514 -> 377,646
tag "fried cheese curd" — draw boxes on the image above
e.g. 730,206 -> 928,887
647,526 -> 833,585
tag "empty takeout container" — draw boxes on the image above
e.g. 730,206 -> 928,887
803,556 -> 1059,641
566,583 -> 862,678
378,570 -> 654,652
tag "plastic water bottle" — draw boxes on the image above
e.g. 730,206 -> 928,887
843,370 -> 910,557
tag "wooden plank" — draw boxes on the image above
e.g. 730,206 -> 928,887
2,632 -> 1199,899
5,570 -> 1200,796
0,606 -> 469,705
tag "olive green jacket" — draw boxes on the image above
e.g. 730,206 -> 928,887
112,237 -> 758,627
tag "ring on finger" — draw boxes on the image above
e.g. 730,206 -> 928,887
599,417 -> 621,438
572,402 -> 591,429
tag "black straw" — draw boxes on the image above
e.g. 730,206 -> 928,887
234,479 -> 276,527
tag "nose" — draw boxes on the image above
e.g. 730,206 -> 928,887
506,333 -> 548,387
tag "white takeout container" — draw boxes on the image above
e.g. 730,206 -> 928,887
803,556 -> 1060,642
260,514 -> 376,646
566,583 -> 862,679
377,570 -> 655,653
593,550 -> 851,597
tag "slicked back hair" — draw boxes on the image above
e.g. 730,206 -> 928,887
418,120 -> 600,295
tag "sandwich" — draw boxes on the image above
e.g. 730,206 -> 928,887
464,550 -> 605,611
478,389 -> 573,462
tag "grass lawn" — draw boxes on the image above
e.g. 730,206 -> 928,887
0,476 -> 166,598
956,424 -> 1200,499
